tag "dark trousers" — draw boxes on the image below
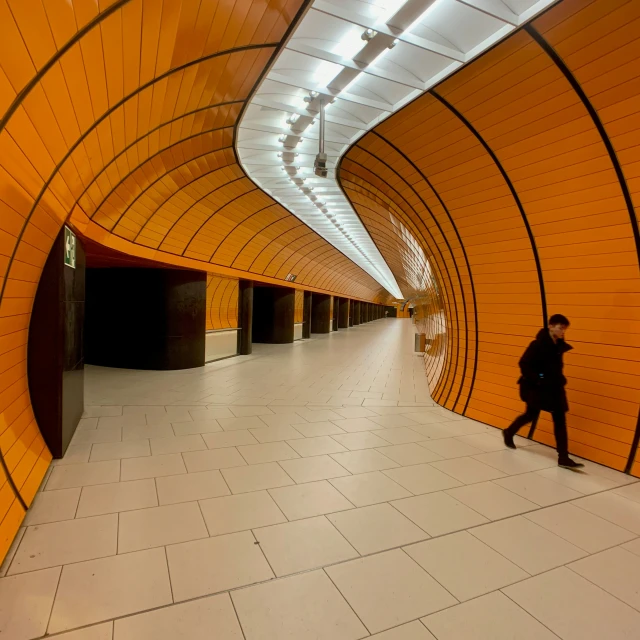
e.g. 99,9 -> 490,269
504,404 -> 568,458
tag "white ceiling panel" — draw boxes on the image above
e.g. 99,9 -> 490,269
237,0 -> 559,299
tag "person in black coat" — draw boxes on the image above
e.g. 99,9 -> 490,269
503,314 -> 584,469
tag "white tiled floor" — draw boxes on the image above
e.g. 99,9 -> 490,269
3,318 -> 640,639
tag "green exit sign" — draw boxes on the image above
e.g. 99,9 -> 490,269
64,226 -> 76,269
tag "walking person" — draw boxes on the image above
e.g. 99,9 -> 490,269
503,314 -> 584,469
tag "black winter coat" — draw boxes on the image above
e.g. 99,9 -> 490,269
518,328 -> 573,413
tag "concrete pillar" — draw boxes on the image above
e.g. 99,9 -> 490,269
252,285 -> 295,344
238,280 -> 253,355
338,298 -> 349,328
303,291 -> 312,338
311,293 -> 331,333
353,301 -> 360,325
29,225 -> 86,458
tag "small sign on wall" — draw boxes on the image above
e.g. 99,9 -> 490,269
285,273 -> 297,282
64,226 -> 76,269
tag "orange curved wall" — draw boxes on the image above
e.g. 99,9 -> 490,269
341,0 -> 640,475
294,289 -> 304,324
206,275 -> 239,330
0,0 -> 391,561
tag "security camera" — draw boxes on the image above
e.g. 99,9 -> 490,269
314,152 -> 328,178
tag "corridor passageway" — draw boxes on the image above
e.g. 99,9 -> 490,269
2,319 -> 640,639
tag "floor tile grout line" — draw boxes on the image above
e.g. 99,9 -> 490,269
322,566 -> 374,636
15,481 -> 640,579
43,565 -> 63,636
499,588 -> 563,639
248,529 -> 278,581
228,590 -> 248,640
564,560 -> 640,613
163,546 -> 176,604
521,504 -> 640,547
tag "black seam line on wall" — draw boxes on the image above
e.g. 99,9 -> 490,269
79,101 -> 242,205
222,278 -> 238,329
342,187 -> 446,292
334,156 -> 404,302
370,131 -> 480,415
343,179 -> 451,391
180,186 -> 259,257
247,222 -> 307,272
106,154 -> 236,242
342,164 -> 459,398
151,173 -> 245,248
135,162 -> 241,245
90,125 -> 235,229
275,239 -> 337,283
278,243 -> 335,282
343,187 -> 450,400
230,212 -> 291,267
340,160 -> 459,404
262,230 -> 323,277
206,202 -> 277,261
327,203 -> 431,303
0,0 -> 132,138
310,252 -> 350,291
0,0 -> 133,514
209,277 -> 234,330
524,25 -> 640,472
343,190 -> 439,268
429,90 -> 547,322
96,129 -> 235,231
0,41 -> 276,315
430,89 -> 548,421
341,167 -> 456,397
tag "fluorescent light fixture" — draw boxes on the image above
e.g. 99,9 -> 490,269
312,60 -> 342,87
374,0 -> 410,26
361,28 -> 376,41
406,0 -> 443,34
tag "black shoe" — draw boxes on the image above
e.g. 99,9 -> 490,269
503,431 -> 516,449
558,457 -> 584,470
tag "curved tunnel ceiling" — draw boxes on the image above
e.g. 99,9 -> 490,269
237,0 -> 559,300
0,0 -> 398,559
65,0 -> 389,302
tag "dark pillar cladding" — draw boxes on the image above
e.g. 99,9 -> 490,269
28,226 -> 85,458
338,298 -> 349,329
303,291 -> 312,339
332,296 -> 339,331
85,267 -> 206,370
353,301 -> 361,325
348,300 -> 354,326
238,280 -> 253,355
252,285 -> 295,344
311,293 -> 331,333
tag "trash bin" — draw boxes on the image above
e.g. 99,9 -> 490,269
414,333 -> 426,353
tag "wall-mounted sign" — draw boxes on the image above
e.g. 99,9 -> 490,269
285,273 -> 297,282
64,226 -> 76,269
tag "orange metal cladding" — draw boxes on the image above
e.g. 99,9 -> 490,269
0,0 -> 390,562
294,289 -> 304,323
340,0 -> 640,475
206,275 -> 238,330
